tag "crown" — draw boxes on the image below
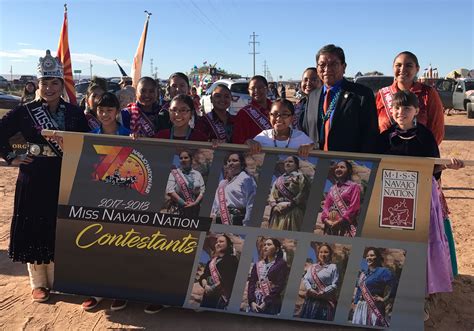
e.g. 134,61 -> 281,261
37,50 -> 64,79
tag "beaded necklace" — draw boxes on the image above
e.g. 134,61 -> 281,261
272,128 -> 292,148
320,89 -> 341,123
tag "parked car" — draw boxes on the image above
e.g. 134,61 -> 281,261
200,79 -> 251,115
354,75 -> 394,95
0,76 -> 10,89
0,91 -> 21,109
436,78 -> 474,113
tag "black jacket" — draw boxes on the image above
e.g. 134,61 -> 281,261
300,78 -> 379,153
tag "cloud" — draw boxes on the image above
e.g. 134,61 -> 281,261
0,48 -> 130,67
71,53 -> 130,67
17,42 -> 32,46
0,49 -> 43,58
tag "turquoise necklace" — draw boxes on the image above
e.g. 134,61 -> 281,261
320,89 -> 341,123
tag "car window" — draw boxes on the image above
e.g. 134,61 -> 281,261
75,83 -> 89,94
465,81 -> 474,91
230,82 -> 249,94
455,84 -> 463,92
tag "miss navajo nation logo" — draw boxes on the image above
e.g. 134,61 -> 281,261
91,145 -> 153,195
379,169 -> 418,230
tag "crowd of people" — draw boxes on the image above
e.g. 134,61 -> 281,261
0,44 -> 465,323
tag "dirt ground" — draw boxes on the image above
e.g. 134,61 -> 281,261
0,111 -> 473,330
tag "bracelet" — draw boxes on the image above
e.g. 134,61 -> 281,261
5,151 -> 17,165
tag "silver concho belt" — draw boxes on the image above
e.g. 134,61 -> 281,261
27,143 -> 57,157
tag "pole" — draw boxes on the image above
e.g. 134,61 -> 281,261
89,60 -> 93,79
263,60 -> 267,80
249,32 -> 259,77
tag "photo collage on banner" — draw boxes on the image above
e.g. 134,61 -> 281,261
348,246 -> 406,328
294,242 -> 351,321
189,233 -> 245,310
210,152 -> 264,226
241,236 -> 296,316
56,131 -> 432,329
161,148 -> 215,218
261,156 -> 318,231
314,159 -> 375,237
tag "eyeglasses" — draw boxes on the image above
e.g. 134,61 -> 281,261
169,108 -> 191,114
270,112 -> 292,119
248,86 -> 267,91
317,61 -> 342,70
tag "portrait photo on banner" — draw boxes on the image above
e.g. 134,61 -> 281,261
161,148 -> 214,218
188,232 -> 245,310
348,246 -> 405,328
314,159 -> 375,237
293,242 -> 351,321
260,156 -> 318,231
210,152 -> 264,226
240,236 -> 296,316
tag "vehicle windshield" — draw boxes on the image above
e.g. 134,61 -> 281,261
230,82 -> 249,94
355,77 -> 394,93
465,81 -> 474,91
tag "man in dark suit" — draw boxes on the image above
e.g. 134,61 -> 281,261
300,44 -> 379,153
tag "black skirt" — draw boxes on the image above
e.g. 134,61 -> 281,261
8,157 -> 61,264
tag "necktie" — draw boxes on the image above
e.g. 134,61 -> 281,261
323,88 -> 331,151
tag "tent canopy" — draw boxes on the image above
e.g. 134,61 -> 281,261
445,68 -> 471,79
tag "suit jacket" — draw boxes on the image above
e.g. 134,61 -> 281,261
300,78 -> 379,153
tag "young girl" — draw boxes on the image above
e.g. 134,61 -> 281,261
83,77 -> 107,130
194,84 -> 234,142
81,92 -> 130,311
91,92 -> 130,135
155,94 -> 207,141
121,76 -> 162,137
377,90 -> 463,320
246,99 -> 314,157
20,81 -> 37,105
232,75 -> 273,144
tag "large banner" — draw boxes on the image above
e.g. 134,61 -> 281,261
54,132 -> 434,330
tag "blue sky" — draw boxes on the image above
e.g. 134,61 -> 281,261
0,0 -> 472,80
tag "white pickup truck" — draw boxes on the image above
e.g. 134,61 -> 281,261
436,78 -> 474,118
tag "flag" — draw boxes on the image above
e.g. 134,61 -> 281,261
131,12 -> 151,88
114,59 -> 128,77
57,4 -> 77,105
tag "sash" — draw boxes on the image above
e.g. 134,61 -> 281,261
25,103 -> 63,157
208,256 -> 229,303
85,111 -> 101,130
331,184 -> 357,237
379,86 -> 395,126
129,103 -> 156,137
275,175 -> 295,201
256,260 -> 273,298
311,264 -> 336,309
209,257 -> 221,285
205,112 -> 227,141
217,180 -> 231,225
243,107 -> 271,132
358,272 -> 389,327
171,169 -> 193,203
